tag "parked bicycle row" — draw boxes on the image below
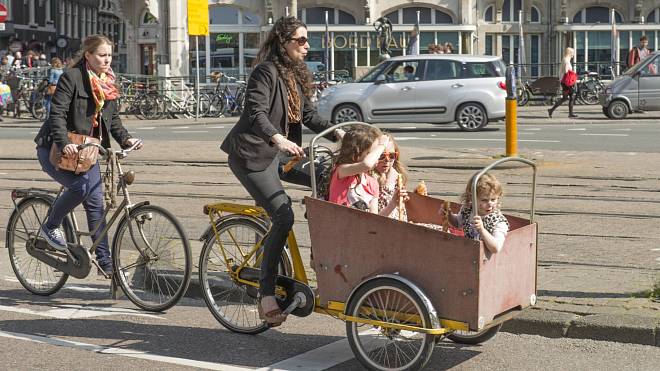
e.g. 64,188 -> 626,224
516,71 -> 606,107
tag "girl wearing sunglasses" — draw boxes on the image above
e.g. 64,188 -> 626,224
220,16 -> 344,327
372,133 -> 409,220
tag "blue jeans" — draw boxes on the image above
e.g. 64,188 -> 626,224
36,146 -> 111,265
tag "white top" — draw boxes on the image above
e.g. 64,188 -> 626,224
560,58 -> 573,77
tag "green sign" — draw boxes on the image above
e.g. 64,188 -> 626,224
216,34 -> 234,44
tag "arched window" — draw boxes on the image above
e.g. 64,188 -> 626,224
484,5 -> 494,23
647,8 -> 659,23
531,6 -> 540,23
384,7 -> 453,24
299,7 -> 356,24
502,0 -> 522,22
573,7 -> 623,23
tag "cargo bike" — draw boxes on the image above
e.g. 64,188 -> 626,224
198,123 -> 538,370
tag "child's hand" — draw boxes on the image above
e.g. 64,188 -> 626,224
473,215 -> 485,232
395,187 -> 410,203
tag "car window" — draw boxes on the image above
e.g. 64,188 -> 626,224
640,56 -> 660,76
381,61 -> 420,82
423,60 -> 461,81
359,61 -> 390,82
463,62 -> 503,78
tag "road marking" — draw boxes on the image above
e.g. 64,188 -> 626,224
566,128 -> 586,131
173,126 -> 190,129
172,130 -> 209,133
257,330 -> 379,371
4,277 -> 107,293
612,128 -> 631,131
0,304 -> 162,319
395,137 -> 560,143
579,133 -> 628,137
207,125 -> 225,129
0,330 -> 253,371
400,126 -> 417,129
521,128 -> 542,131
651,248 -> 660,251
135,127 -> 156,130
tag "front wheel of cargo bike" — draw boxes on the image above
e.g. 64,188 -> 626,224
345,277 -> 435,371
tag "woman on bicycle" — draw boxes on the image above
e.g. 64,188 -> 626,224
33,34 -> 142,275
220,16 -> 343,326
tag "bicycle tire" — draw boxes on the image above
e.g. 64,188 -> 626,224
6,196 -> 70,295
112,204 -> 192,312
30,95 -> 46,120
139,93 -> 161,120
345,277 -> 435,371
447,324 -> 502,345
199,216 -> 292,334
208,93 -> 225,117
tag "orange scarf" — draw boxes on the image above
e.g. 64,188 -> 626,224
87,62 -> 119,127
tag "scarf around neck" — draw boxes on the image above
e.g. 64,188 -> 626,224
86,61 -> 119,127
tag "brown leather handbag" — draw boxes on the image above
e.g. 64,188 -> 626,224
49,132 -> 101,174
46,84 -> 57,96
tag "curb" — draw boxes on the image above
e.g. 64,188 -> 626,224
501,307 -> 660,346
179,276 -> 660,346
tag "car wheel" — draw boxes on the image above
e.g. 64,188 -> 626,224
456,103 -> 488,131
607,100 -> 628,120
332,104 -> 363,123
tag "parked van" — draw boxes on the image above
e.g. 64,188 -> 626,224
600,51 -> 660,119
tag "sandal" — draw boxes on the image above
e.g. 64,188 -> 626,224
258,295 -> 287,327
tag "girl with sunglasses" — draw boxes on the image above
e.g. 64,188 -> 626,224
328,127 -> 408,215
372,133 -> 409,220
220,17 -> 343,327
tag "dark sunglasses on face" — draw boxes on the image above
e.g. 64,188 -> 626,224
379,151 -> 399,162
289,36 -> 309,46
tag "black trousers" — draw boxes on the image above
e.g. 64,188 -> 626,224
550,83 -> 575,115
228,155 -> 295,296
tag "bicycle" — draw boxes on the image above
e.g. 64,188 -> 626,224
574,71 -> 605,105
208,73 -> 246,117
6,141 -> 192,311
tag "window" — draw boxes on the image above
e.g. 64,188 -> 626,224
640,57 -> 659,76
383,60 -> 421,82
463,62 -> 503,78
435,10 -> 453,24
531,6 -> 540,23
403,7 -> 432,24
424,60 -> 460,80
648,8 -> 659,23
299,8 -> 356,24
210,6 -> 239,24
502,0 -> 521,22
484,5 -> 494,23
385,7 -> 452,24
573,7 -> 623,24
485,34 -> 494,55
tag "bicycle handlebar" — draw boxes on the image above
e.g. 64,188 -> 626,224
77,139 -> 143,159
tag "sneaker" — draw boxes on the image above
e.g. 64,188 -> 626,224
97,260 -> 114,276
39,225 -> 67,251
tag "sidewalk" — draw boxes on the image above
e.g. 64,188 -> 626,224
0,112 -> 658,347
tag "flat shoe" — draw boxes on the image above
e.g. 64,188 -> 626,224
258,296 -> 287,326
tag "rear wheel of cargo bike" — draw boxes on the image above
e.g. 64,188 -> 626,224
345,278 -> 435,371
447,324 -> 502,345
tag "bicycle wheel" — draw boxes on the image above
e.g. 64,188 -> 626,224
31,95 -> 46,120
447,324 -> 502,345
346,278 -> 435,371
199,216 -> 292,334
112,204 -> 191,312
208,94 -> 225,117
138,93 -> 161,120
184,94 -> 211,117
6,197 -> 69,295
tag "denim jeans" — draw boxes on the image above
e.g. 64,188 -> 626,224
228,155 -> 294,296
36,146 -> 111,265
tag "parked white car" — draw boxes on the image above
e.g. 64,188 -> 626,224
317,54 -> 507,131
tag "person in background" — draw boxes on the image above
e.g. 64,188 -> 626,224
628,35 -> 650,68
548,47 -> 578,119
44,57 -> 64,116
444,42 -> 454,54
37,54 -> 49,68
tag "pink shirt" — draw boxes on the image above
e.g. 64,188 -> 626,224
328,168 -> 379,208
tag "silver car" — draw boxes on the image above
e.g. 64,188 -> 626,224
317,55 -> 507,131
600,51 -> 660,119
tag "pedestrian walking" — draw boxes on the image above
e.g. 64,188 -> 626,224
220,16 -> 344,327
627,35 -> 650,68
548,47 -> 578,119
44,57 -> 64,116
33,34 -> 143,275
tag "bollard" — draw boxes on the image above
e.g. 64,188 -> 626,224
505,64 -> 518,157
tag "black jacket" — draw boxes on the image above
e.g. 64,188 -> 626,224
220,61 -> 335,171
34,62 -> 132,151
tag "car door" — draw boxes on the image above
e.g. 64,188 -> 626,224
412,58 -> 463,123
364,60 -> 421,122
637,56 -> 660,111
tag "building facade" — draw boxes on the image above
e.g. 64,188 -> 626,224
46,0 -> 660,78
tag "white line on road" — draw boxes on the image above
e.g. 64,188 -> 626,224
566,128 -> 586,131
521,128 -> 542,131
611,128 -> 632,131
0,330 -> 253,371
395,137 -> 560,143
579,133 -> 628,137
172,130 -> 210,133
207,125 -> 225,129
0,304 -> 162,319
4,277 -> 106,293
400,126 -> 417,129
173,126 -> 190,129
135,127 -> 156,130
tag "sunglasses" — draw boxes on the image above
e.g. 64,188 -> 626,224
288,36 -> 309,46
378,151 -> 399,162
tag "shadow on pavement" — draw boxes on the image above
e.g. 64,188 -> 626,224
537,290 -> 633,299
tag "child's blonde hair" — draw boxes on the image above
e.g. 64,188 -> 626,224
334,126 -> 382,165
372,132 -> 408,185
460,172 -> 503,207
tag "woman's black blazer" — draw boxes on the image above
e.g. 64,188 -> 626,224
34,62 -> 132,151
220,61 -> 335,172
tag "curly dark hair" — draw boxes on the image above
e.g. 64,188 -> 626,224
254,16 -> 314,98
334,126 -> 382,165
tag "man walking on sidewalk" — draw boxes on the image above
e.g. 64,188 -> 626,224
627,35 -> 650,69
